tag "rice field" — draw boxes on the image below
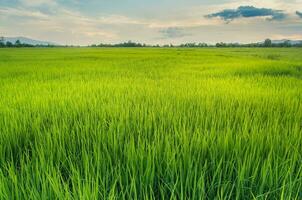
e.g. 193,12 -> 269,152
0,48 -> 301,199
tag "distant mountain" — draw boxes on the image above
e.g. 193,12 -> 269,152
1,37 -> 57,46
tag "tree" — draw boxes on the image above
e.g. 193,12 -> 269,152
264,39 -> 272,47
0,37 -> 4,47
15,39 -> 21,47
198,43 -> 208,47
6,41 -> 13,47
282,40 -> 291,47
216,42 -> 227,47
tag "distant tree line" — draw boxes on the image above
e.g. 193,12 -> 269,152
90,39 -> 302,48
90,41 -> 150,47
90,41 -> 211,48
1,37 -> 302,48
0,37 -> 59,48
89,41 -> 208,48
0,39 -> 34,48
214,39 -> 302,48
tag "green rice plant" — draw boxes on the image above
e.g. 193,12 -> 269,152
0,48 -> 301,199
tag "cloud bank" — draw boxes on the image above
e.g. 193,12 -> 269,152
206,6 -> 287,22
1,1 -> 302,45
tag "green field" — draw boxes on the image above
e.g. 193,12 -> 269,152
0,48 -> 301,199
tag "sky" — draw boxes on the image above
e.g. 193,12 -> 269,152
0,0 -> 302,45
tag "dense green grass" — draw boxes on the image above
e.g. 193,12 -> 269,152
0,48 -> 301,199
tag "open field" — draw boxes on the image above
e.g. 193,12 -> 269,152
0,48 -> 302,199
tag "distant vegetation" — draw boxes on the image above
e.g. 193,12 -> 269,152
0,38 -> 58,48
90,39 -> 302,48
1,37 -> 302,48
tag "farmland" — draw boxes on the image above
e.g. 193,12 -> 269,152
0,48 -> 301,199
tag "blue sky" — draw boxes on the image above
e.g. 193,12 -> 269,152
0,0 -> 301,45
